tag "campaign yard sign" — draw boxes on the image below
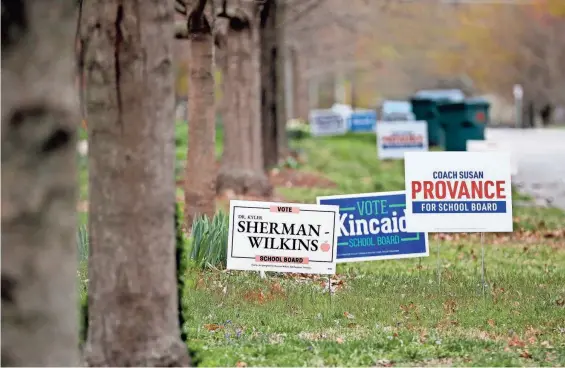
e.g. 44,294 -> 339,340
376,121 -> 428,160
227,200 -> 340,275
317,191 -> 429,263
404,152 -> 513,233
309,109 -> 348,137
348,110 -> 377,133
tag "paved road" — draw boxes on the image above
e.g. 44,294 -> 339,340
486,128 -> 565,210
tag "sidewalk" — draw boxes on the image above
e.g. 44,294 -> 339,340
487,128 -> 565,210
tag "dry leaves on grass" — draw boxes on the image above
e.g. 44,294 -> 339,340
400,303 -> 420,320
508,335 -> 526,348
443,299 -> 457,315
343,311 -> 355,320
242,282 -> 288,304
236,361 -> 247,367
282,273 -> 348,294
487,319 -> 496,327
433,230 -> 565,246
519,349 -> 532,359
203,323 -> 223,332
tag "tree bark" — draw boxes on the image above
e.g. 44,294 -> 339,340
81,0 -> 190,365
275,0 -> 288,161
184,0 -> 217,229
217,0 -> 272,196
1,1 -> 79,365
260,0 -> 287,170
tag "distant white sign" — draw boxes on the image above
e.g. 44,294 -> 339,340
404,152 -> 513,233
227,200 -> 340,275
309,109 -> 348,137
466,140 -> 518,176
376,121 -> 429,160
513,84 -> 523,100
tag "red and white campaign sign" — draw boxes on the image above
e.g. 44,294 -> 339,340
404,152 -> 513,233
227,200 -> 340,275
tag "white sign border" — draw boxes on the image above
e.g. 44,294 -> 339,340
404,151 -> 514,233
376,120 -> 429,160
227,200 -> 340,275
309,109 -> 349,137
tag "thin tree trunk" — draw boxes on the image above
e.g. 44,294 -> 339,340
81,0 -> 190,365
260,0 -> 287,170
275,0 -> 288,161
217,1 -> 271,196
184,0 -> 217,229
1,1 -> 79,365
260,0 -> 278,169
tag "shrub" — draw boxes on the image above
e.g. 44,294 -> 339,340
188,212 -> 229,269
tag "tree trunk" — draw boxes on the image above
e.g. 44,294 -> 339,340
81,0 -> 190,365
184,1 -> 217,229
275,0 -> 288,161
1,1 -> 79,365
260,0 -> 287,170
217,1 -> 272,196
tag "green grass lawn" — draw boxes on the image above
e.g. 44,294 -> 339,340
181,133 -> 565,367
77,129 -> 565,366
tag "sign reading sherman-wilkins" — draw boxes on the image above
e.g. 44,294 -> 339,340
227,200 -> 340,275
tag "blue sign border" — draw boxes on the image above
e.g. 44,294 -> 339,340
317,191 -> 429,263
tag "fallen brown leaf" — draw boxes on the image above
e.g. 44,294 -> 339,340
519,349 -> 532,359
508,336 -> 526,348
203,323 -> 223,332
236,361 -> 247,367
487,319 -> 496,327
344,311 -> 355,319
443,299 -> 457,314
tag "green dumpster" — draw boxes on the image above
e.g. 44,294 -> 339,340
438,98 -> 490,151
410,97 -> 445,147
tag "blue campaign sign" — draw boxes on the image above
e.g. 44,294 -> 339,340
317,191 -> 428,263
348,110 -> 377,132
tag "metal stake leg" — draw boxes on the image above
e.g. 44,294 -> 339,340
437,242 -> 441,288
481,232 -> 486,296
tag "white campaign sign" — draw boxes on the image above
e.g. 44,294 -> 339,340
466,140 -> 519,176
309,109 -> 348,137
404,152 -> 513,233
227,200 -> 340,275
376,121 -> 428,160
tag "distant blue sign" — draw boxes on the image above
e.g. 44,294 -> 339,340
317,191 -> 428,263
348,110 -> 377,132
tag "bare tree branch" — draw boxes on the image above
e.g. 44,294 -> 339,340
282,0 -> 324,25
176,0 -> 188,15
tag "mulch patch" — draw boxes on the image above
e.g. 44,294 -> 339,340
176,165 -> 337,206
268,167 -> 336,190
